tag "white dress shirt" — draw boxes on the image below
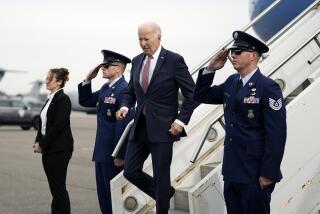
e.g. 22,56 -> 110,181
40,88 -> 62,135
241,68 -> 257,86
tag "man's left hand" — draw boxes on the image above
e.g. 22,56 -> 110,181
32,143 -> 42,154
259,176 -> 274,189
114,158 -> 125,167
169,122 -> 183,136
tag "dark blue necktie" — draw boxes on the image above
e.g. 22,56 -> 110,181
237,78 -> 243,91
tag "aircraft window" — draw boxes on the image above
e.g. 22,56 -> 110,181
28,102 -> 42,108
0,100 -> 11,107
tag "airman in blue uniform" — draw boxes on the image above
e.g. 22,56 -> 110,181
194,31 -> 287,214
78,50 -> 134,214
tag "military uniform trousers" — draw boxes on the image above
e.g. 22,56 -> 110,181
123,115 -> 175,214
42,152 -> 72,214
95,159 -> 123,214
224,181 -> 275,214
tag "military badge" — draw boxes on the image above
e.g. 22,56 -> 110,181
106,109 -> 112,117
247,109 -> 254,119
244,96 -> 260,104
249,82 -> 253,87
269,98 -> 282,110
234,32 -> 238,39
104,96 -> 116,104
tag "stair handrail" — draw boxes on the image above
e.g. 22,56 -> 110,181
266,0 -> 320,47
190,0 -> 285,76
112,119 -> 134,158
190,29 -> 320,163
189,1 -> 320,163
190,115 -> 225,163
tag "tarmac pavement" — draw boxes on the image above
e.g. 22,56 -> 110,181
0,112 -> 101,214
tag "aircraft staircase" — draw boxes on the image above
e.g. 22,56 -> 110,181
111,0 -> 320,213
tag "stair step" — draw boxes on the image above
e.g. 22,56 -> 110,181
200,162 -> 221,179
174,186 -> 193,212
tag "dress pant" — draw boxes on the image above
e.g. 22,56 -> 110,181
95,161 -> 123,214
124,115 -> 174,214
223,181 -> 275,214
42,152 -> 72,214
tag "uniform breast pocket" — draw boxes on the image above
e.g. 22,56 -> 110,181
242,102 -> 262,121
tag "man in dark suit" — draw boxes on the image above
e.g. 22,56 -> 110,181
78,50 -> 134,214
194,31 -> 287,214
116,22 -> 196,213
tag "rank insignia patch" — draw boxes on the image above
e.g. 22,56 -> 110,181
269,98 -> 282,110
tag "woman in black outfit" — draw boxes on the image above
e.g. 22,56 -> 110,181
33,68 -> 73,214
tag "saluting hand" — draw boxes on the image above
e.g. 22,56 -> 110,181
116,108 -> 128,120
207,48 -> 229,71
85,65 -> 101,81
169,122 -> 183,136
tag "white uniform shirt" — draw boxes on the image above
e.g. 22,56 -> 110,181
40,88 -> 62,135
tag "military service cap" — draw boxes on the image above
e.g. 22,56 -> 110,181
230,31 -> 269,55
101,50 -> 131,66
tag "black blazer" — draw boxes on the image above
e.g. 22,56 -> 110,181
35,89 -> 74,154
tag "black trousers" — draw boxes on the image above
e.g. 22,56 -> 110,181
42,152 -> 72,214
224,181 -> 275,214
124,115 -> 174,214
95,161 -> 123,214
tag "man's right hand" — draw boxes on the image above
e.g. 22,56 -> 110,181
85,65 -> 101,81
207,48 -> 229,71
116,108 -> 128,120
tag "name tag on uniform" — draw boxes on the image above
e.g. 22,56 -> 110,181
243,96 -> 260,104
104,96 -> 116,104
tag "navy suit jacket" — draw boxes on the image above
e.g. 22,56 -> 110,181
122,47 -> 196,142
35,89 -> 74,154
194,68 -> 286,183
78,76 -> 134,162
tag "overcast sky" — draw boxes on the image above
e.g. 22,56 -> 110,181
0,0 -> 250,95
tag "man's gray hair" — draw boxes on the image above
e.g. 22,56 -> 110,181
139,22 -> 162,39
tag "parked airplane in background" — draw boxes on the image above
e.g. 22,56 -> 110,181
68,91 -> 96,114
250,0 -> 316,41
0,68 -> 96,113
16,80 -> 47,104
0,67 -> 27,83
0,67 -> 27,96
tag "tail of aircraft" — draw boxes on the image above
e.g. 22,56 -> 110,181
26,80 -> 44,96
0,68 -> 27,83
